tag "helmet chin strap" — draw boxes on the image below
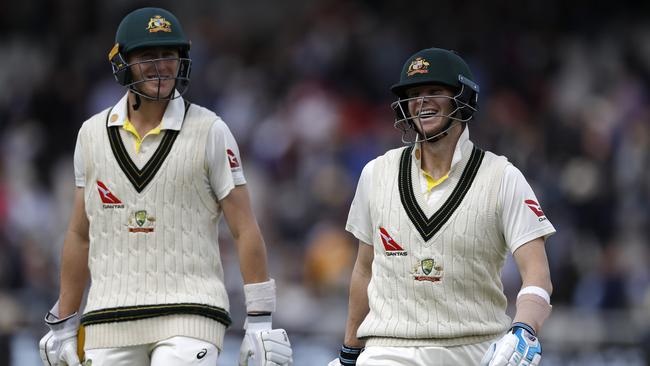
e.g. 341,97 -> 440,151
416,117 -> 461,144
132,93 -> 141,111
128,81 -> 175,112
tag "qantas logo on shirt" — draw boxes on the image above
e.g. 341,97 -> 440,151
379,227 -> 407,256
525,199 -> 547,222
226,149 -> 240,168
97,181 -> 124,209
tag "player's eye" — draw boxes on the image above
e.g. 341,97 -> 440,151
136,53 -> 154,61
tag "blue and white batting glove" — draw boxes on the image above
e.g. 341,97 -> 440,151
328,345 -> 363,366
480,322 -> 542,366
39,302 -> 81,366
239,315 -> 293,366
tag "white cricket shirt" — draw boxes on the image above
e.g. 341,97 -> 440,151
347,128 -> 556,253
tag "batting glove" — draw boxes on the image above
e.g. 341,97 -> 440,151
328,345 -> 363,366
480,322 -> 542,366
39,302 -> 81,366
239,315 -> 293,366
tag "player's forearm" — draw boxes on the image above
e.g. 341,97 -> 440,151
221,185 -> 270,284
235,228 -> 270,284
513,265 -> 553,334
59,229 -> 90,317
343,265 -> 371,347
512,238 -> 553,333
513,264 -> 553,334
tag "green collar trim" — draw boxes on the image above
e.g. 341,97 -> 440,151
106,100 -> 190,193
398,145 -> 484,242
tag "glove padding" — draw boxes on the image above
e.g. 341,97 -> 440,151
328,345 -> 363,366
39,302 -> 81,366
239,315 -> 293,366
480,323 -> 542,366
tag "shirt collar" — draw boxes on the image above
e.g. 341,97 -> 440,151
449,126 -> 470,171
413,126 -> 471,172
107,90 -> 186,131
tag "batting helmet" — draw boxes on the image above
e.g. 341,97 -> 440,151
390,48 -> 480,143
108,7 -> 191,100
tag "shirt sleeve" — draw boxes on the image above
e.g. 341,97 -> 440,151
73,131 -> 85,188
499,165 -> 556,253
206,120 -> 236,201
345,160 -> 375,246
207,117 -> 246,186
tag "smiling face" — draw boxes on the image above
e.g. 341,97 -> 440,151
127,46 -> 180,99
406,84 -> 457,138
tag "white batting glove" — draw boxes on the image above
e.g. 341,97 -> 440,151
39,302 -> 81,366
239,315 -> 293,366
480,323 -> 542,366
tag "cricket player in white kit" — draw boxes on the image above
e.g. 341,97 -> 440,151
330,48 -> 555,366
38,7 -> 292,366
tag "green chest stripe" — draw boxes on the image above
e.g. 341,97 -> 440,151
106,100 -> 190,193
81,302 -> 232,327
398,145 -> 485,242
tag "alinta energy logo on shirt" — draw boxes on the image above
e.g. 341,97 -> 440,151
97,181 -> 124,209
525,199 -> 547,222
379,227 -> 407,256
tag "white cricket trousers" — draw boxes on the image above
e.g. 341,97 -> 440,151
357,339 -> 494,366
83,336 -> 219,366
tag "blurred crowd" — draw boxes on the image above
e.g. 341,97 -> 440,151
0,0 -> 649,364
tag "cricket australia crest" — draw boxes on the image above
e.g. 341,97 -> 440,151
127,210 -> 155,233
147,15 -> 172,33
412,258 -> 443,282
407,57 -> 430,76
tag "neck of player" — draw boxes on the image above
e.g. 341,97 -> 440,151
419,122 -> 464,181
128,92 -> 170,137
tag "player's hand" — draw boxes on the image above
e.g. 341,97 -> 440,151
239,315 -> 293,366
329,345 -> 363,366
39,303 -> 81,366
480,323 -> 541,366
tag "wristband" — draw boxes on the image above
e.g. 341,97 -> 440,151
517,286 -> 550,304
44,301 -> 79,329
339,345 -> 363,366
244,279 -> 276,314
512,292 -> 552,333
511,322 -> 536,337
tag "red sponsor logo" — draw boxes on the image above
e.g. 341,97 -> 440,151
227,149 -> 240,168
97,181 -> 124,208
414,276 -> 441,282
128,227 -> 154,233
525,199 -> 545,217
379,227 -> 407,256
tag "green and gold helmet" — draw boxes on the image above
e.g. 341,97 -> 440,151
391,48 -> 478,100
109,7 -> 191,100
390,48 -> 480,143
